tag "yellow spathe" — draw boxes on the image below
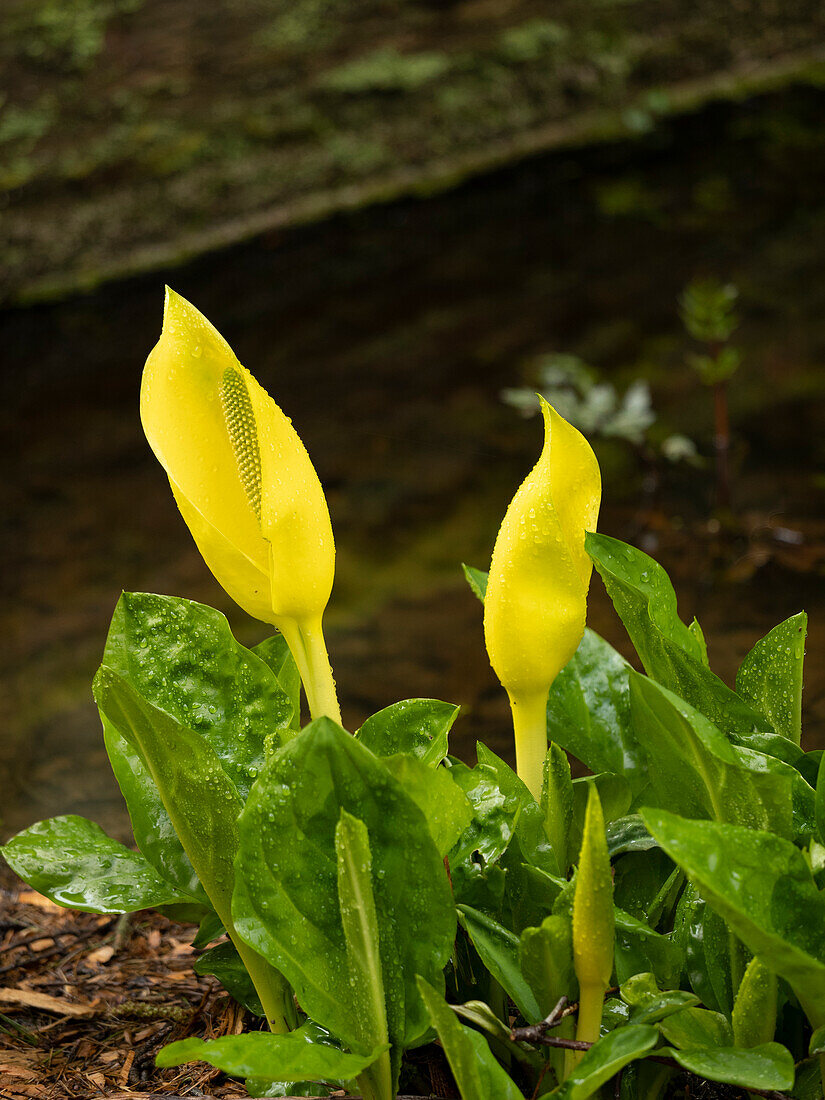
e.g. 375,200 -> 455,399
141,289 -> 339,722
141,288 -> 334,624
484,399 -> 601,797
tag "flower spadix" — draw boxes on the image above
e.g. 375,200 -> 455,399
141,289 -> 339,722
484,398 -> 601,797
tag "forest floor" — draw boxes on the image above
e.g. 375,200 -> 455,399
2,0 -> 825,302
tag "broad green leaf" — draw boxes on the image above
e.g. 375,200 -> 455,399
674,884 -> 734,1016
614,907 -> 684,989
103,592 -> 293,800
629,673 -> 792,836
102,715 -> 205,903
736,613 -> 806,745
94,666 -> 241,924
416,976 -> 523,1100
519,914 -> 574,1015
457,904 -> 542,1022
156,1029 -> 387,1081
792,1057 -> 823,1100
192,910 -> 225,947
357,699 -> 459,765
586,532 -> 767,739
620,975 -> 699,1024
551,1025 -> 659,1098
194,941 -> 263,1015
336,811 -> 395,1092
546,628 -> 647,798
585,533 -> 705,662
606,815 -> 656,857
643,809 -> 825,1027
659,1007 -> 733,1050
1,816 -> 195,914
670,1043 -> 795,1091
461,564 -> 488,603
233,719 -> 455,1055
449,753 -> 527,866
253,633 -> 301,724
381,755 -> 472,856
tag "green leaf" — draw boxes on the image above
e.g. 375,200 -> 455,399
519,914 -> 575,1015
457,904 -> 542,1022
629,673 -> 792,835
336,811 -> 395,1092
569,774 -> 632,860
620,975 -> 699,1025
93,665 -> 241,925
156,1028 -> 387,1081
614,849 -> 676,923
103,593 -> 293,801
675,885 -> 734,1016
817,753 -> 825,850
736,613 -> 806,745
357,699 -> 459,765
416,976 -> 523,1100
542,741 -> 574,875
659,1007 -> 733,1050
643,808 -> 825,1027
810,1025 -> 825,1057
546,629 -> 646,798
102,715 -> 205,904
381,755 -> 472,856
670,1043 -> 795,1091
605,816 -> 656,857
586,533 -> 767,740
732,958 -> 778,1048
791,1057 -> 823,1100
613,907 -> 684,990
1,816 -> 195,914
253,633 -> 301,725
551,1025 -> 659,1098
462,564 -> 488,603
233,719 -> 455,1055
194,941 -> 263,1015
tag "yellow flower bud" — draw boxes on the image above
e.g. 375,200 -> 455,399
141,288 -> 339,722
568,785 -> 614,1074
484,399 -> 601,796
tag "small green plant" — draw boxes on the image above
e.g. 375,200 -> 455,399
2,291 -> 821,1099
679,277 -> 742,510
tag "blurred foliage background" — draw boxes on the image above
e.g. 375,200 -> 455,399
3,1 -> 825,838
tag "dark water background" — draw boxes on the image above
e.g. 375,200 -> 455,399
4,85 -> 825,842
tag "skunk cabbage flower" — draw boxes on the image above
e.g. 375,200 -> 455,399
569,786 -> 614,1071
484,398 -> 601,797
141,289 -> 339,722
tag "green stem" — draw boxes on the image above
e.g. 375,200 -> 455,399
508,688 -> 549,800
277,615 -> 342,725
356,1054 -> 393,1100
565,982 -> 605,1077
229,931 -> 296,1033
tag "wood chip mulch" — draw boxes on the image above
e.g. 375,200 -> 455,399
0,884 -> 254,1100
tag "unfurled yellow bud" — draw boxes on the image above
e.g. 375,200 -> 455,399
141,289 -> 340,723
568,786 -> 614,1074
484,399 -> 601,797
